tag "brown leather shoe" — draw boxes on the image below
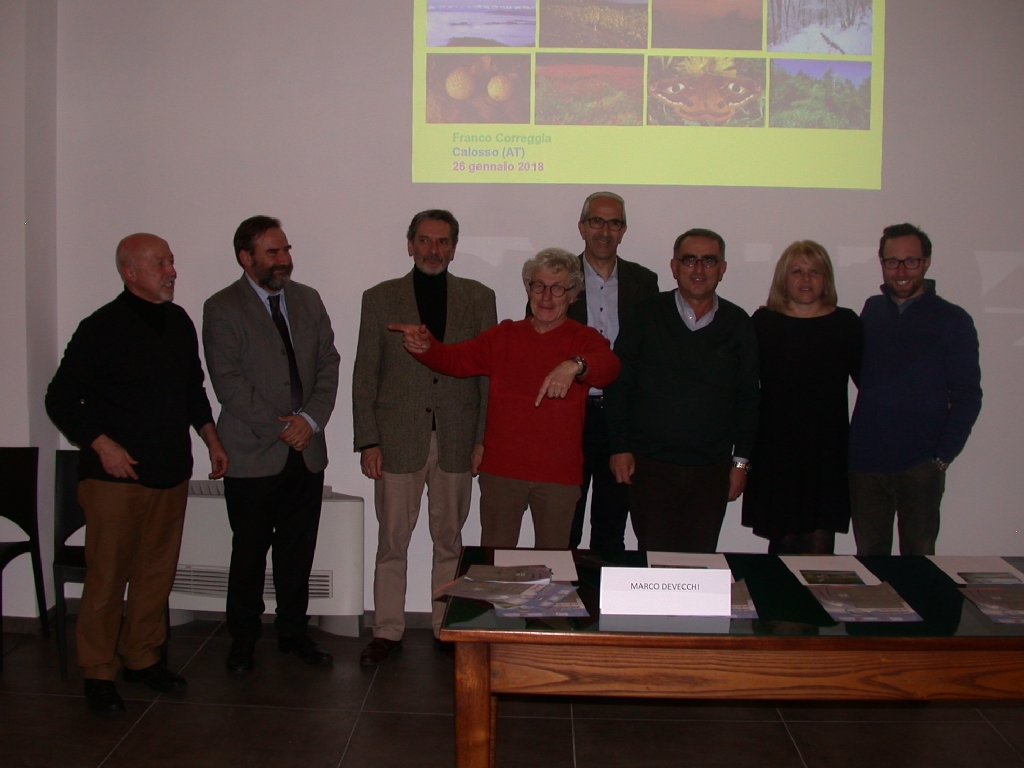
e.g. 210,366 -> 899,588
360,637 -> 402,666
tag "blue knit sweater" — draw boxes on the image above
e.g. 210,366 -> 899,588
848,281 -> 981,473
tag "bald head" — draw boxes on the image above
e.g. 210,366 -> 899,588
116,233 -> 177,303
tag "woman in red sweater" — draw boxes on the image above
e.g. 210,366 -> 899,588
389,248 -> 619,548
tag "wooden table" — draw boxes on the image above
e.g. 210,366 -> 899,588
439,549 -> 1024,768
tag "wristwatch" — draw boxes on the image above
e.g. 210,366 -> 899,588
732,460 -> 750,474
573,356 -> 588,379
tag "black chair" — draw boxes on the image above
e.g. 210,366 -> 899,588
53,449 -> 87,679
0,447 -> 50,673
53,449 -> 170,679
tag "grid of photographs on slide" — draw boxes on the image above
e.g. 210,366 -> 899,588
425,0 -> 873,128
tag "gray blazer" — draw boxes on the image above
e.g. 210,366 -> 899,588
352,270 -> 497,475
203,277 -> 340,477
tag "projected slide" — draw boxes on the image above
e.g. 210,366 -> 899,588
413,0 -> 884,188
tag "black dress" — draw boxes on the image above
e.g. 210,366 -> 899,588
741,307 -> 863,540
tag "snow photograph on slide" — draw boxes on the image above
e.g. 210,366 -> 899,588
768,0 -> 872,55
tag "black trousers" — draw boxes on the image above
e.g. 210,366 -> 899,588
569,398 -> 631,551
224,449 -> 324,640
629,455 -> 731,553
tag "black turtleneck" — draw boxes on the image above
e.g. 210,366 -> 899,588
45,289 -> 215,488
413,267 -> 447,342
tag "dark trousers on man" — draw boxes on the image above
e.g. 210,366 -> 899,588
849,459 -> 945,556
224,449 -> 324,640
569,397 -> 631,550
628,455 -> 731,553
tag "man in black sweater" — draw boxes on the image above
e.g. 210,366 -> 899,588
606,228 -> 759,552
46,233 -> 228,717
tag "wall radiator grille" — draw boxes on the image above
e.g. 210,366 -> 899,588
173,565 -> 333,599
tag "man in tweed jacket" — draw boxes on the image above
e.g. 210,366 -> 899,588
352,209 -> 496,664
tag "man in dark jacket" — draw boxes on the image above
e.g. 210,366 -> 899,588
46,233 -> 228,716
848,223 -> 982,555
606,228 -> 759,553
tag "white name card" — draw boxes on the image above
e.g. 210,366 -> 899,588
600,567 -> 731,617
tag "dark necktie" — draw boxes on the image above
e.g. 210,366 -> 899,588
268,294 -> 303,413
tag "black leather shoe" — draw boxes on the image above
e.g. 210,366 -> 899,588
123,662 -> 187,693
278,635 -> 333,666
225,638 -> 256,674
84,679 -> 126,718
360,637 -> 402,667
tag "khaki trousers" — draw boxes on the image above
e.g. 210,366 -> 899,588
76,479 -> 188,680
373,434 -> 471,640
478,473 -> 580,549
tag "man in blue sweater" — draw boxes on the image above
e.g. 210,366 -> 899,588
848,223 -> 982,555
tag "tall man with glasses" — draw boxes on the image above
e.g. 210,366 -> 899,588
848,223 -> 982,555
558,192 -> 658,551
605,228 -> 759,553
353,210 -> 496,665
204,216 -> 341,674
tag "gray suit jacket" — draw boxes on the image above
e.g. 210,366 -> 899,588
203,277 -> 340,477
352,270 -> 497,475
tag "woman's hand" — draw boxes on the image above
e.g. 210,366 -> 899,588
387,323 -> 430,355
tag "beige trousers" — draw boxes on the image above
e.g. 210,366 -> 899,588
76,479 -> 188,680
372,433 -> 472,640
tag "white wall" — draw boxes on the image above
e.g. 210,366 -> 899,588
6,0 -> 1022,617
1,0 -> 58,618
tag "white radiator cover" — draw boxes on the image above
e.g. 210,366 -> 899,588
170,481 -> 364,626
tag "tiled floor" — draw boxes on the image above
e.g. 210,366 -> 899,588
2,619 -> 1023,767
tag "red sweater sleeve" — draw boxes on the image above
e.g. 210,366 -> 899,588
416,322 -> 501,378
576,326 -> 620,389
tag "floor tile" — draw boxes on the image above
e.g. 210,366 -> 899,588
987,719 -> 1024,759
102,701 -> 358,768
178,635 -> 372,710
496,715 -> 574,768
573,696 -> 782,721
982,701 -> 1024,722
574,718 -> 804,767
788,720 -> 1024,767
497,693 -> 572,718
778,700 -> 986,722
342,710 -> 455,768
362,643 -> 456,714
0,690 -> 140,767
166,618 -> 224,639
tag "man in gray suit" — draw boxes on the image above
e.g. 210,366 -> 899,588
353,209 -> 496,665
203,216 -> 340,673
566,192 -> 658,550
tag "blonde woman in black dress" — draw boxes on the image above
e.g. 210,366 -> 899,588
742,241 -> 862,554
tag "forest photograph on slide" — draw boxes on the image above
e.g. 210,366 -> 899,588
648,57 -> 765,127
651,0 -> 763,51
539,0 -> 648,48
769,60 -> 871,129
535,53 -> 644,125
769,0 -> 873,54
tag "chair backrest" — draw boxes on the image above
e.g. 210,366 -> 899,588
0,447 -> 39,537
54,449 -> 85,549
